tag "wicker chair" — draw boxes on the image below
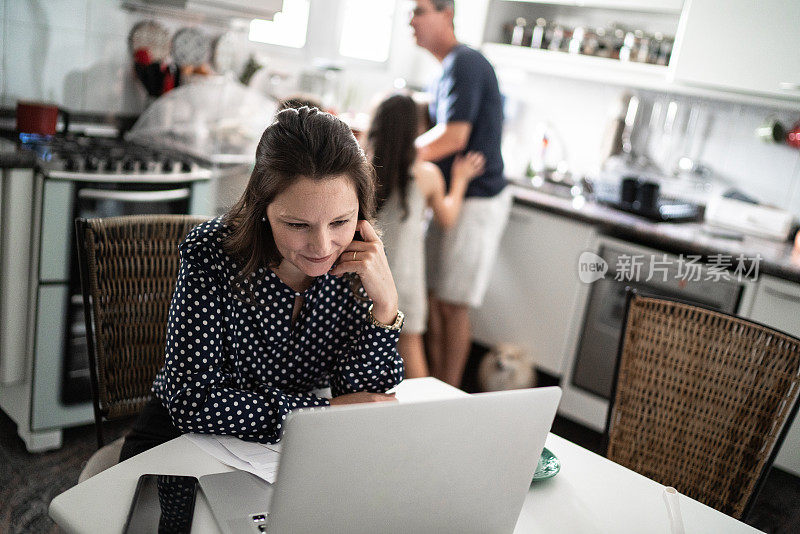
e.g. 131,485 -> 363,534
605,292 -> 800,519
75,215 -> 209,451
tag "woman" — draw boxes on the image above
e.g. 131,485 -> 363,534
120,107 -> 404,460
366,93 -> 483,379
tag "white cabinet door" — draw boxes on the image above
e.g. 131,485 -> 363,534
747,275 -> 800,477
670,0 -> 800,100
471,204 -> 596,376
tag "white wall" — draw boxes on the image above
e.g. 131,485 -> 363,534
0,0 -> 441,116
0,0 -> 481,116
2,0 -> 149,114
244,0 -> 441,113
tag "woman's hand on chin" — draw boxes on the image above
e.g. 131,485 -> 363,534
330,219 -> 399,324
329,391 -> 397,405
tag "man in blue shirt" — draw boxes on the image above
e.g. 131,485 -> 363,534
411,0 -> 512,387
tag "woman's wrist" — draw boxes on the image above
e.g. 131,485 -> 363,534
371,302 -> 398,325
368,301 -> 403,331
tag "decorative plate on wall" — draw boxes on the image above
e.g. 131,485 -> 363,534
211,31 -> 246,75
172,27 -> 210,67
128,20 -> 171,62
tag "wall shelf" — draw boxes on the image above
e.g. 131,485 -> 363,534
484,43 -> 667,89
483,42 -> 800,111
501,0 -> 683,14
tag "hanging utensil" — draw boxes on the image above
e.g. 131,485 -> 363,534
620,94 -> 639,156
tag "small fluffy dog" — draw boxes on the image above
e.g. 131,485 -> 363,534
478,343 -> 536,392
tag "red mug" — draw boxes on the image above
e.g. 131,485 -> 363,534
16,101 -> 70,136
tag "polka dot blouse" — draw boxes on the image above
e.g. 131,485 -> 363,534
152,217 -> 404,444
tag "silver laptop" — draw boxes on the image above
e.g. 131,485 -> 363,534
200,386 -> 562,534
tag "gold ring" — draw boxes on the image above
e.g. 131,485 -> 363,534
353,251 -> 358,262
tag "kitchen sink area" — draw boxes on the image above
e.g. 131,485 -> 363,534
509,173 -> 584,200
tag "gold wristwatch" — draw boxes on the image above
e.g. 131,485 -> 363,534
368,304 -> 405,331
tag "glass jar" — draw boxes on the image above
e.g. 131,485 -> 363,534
511,17 -> 528,46
531,18 -> 548,49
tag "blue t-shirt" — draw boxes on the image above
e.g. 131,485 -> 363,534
429,44 -> 505,198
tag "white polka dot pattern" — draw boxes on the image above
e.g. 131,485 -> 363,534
151,218 -> 404,444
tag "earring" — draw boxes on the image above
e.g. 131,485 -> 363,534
261,216 -> 266,222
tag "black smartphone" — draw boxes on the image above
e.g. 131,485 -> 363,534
123,474 -> 199,534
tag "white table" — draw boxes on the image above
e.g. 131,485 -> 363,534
50,378 -> 761,533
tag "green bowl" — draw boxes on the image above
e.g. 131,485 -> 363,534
532,447 -> 561,481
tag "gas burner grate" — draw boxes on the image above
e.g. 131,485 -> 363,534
23,132 -> 204,178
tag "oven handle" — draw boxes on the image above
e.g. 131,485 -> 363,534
77,187 -> 191,203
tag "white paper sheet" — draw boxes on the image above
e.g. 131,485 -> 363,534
389,377 -> 469,402
186,433 -> 280,483
217,435 -> 281,468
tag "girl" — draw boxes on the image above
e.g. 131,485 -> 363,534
366,93 -> 483,379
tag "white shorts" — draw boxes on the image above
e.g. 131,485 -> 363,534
425,188 -> 512,308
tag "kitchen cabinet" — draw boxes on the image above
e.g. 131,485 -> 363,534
670,0 -> 800,101
471,203 -> 596,376
745,275 -> 800,477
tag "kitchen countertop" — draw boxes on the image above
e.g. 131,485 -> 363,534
509,181 -> 800,284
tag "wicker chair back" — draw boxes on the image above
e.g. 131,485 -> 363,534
76,215 -> 209,446
607,293 -> 800,519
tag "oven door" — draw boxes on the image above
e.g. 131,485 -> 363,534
571,276 -> 734,400
558,237 -> 746,432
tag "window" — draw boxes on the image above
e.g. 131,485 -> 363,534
338,0 -> 395,62
249,0 -> 310,49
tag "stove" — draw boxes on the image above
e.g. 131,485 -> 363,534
19,132 -> 212,182
0,130 -> 215,450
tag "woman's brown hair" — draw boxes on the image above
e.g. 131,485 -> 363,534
366,93 -> 418,220
223,106 -> 376,286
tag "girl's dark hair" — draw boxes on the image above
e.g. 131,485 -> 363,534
223,106 -> 376,285
366,94 -> 418,220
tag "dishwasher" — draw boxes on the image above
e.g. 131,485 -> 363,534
559,237 -> 747,431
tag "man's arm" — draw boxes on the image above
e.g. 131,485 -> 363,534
416,121 -> 472,162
